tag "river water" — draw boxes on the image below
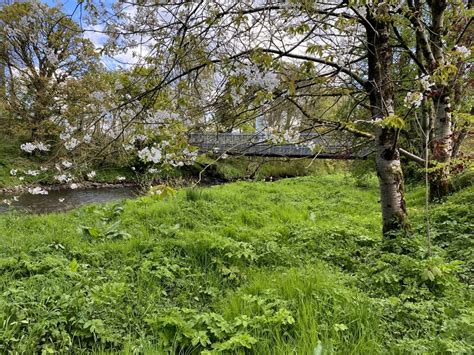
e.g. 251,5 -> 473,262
0,187 -> 139,214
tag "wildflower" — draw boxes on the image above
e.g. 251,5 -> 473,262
87,171 -> 96,179
10,169 -> 17,176
117,176 -> 126,181
62,161 -> 73,168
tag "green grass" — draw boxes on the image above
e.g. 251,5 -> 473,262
0,174 -> 472,353
200,155 -> 347,181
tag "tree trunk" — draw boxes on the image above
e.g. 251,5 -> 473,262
426,0 -> 453,200
366,5 -> 409,235
375,126 -> 408,234
430,90 -> 453,199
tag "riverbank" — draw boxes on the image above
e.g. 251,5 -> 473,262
0,181 -> 138,194
0,175 -> 472,353
1,153 -> 343,192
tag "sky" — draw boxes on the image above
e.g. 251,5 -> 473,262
43,0 -> 115,18
40,0 -> 135,69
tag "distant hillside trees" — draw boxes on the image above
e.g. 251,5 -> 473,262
0,0 -> 99,139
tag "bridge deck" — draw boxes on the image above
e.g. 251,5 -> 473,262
189,133 -> 371,159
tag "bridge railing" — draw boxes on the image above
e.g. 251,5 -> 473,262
188,132 -> 372,158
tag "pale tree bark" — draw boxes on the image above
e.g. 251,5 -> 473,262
408,0 -> 472,199
428,0 -> 453,199
365,5 -> 408,235
430,91 -> 453,198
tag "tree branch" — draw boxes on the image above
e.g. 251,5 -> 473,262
400,147 -> 425,166
287,97 -> 374,139
262,48 -> 367,87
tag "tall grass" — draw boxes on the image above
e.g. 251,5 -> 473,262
0,175 -> 471,353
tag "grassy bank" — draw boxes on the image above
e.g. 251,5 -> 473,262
0,175 -> 472,353
197,155 -> 346,181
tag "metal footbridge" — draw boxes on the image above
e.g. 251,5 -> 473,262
189,132 -> 372,159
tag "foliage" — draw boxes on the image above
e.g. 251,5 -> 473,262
349,158 -> 377,188
201,155 -> 345,181
0,1 -> 99,136
0,175 -> 472,353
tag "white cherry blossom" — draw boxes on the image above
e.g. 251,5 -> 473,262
64,138 -> 79,151
28,187 -> 48,195
26,170 -> 40,176
404,91 -> 423,108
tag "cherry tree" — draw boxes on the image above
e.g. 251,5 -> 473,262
396,0 -> 473,199
91,0 -> 412,234
0,1 -> 100,140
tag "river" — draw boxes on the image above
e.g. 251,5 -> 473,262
0,187 -> 139,214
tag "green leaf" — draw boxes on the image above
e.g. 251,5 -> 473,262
379,114 -> 405,129
288,81 -> 296,96
69,258 -> 78,272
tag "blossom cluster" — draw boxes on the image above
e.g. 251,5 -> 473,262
403,91 -> 423,108
59,120 -> 77,141
418,76 -> 435,92
235,64 -> 280,92
58,120 -> 86,151
453,45 -> 471,59
138,146 -> 162,164
54,173 -> 73,183
137,142 -> 198,168
28,187 -> 48,195
64,138 -> 79,151
264,127 -> 301,144
20,141 -> 51,153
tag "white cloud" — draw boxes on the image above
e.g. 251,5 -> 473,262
83,24 -> 108,49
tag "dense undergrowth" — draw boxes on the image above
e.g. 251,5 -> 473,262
0,175 -> 472,354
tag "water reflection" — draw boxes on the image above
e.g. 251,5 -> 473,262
0,187 -> 138,214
